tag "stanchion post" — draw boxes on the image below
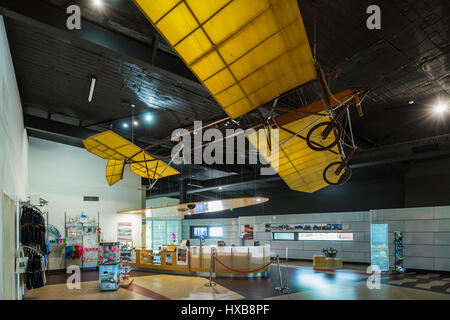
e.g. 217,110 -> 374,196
274,254 -> 289,294
204,251 -> 216,287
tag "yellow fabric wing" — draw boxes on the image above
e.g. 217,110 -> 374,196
106,160 -> 125,186
134,0 -> 317,119
130,151 -> 180,179
248,115 -> 342,193
82,130 -> 142,160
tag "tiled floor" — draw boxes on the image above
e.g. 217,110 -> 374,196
23,263 -> 450,300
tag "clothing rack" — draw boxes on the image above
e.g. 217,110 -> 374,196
19,201 -> 48,255
20,199 -> 49,290
23,244 -> 44,255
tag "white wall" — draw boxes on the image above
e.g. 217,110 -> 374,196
28,137 -> 143,254
0,15 -> 28,300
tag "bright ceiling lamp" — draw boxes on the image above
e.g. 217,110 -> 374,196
133,121 -> 139,126
122,122 -> 129,129
92,0 -> 103,7
145,113 -> 153,122
434,101 -> 448,115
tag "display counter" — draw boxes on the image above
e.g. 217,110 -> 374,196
131,245 -> 271,278
313,255 -> 343,269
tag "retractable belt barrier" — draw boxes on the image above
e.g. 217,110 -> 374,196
214,256 -> 276,274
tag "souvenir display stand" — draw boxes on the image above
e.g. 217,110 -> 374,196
99,242 -> 121,291
119,241 -> 134,287
394,231 -> 405,273
64,212 -> 100,270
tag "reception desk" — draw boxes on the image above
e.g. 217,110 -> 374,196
132,245 -> 271,278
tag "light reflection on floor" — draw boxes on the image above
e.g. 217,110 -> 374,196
24,263 -> 450,300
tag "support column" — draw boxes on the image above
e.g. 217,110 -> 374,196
141,186 -> 147,249
179,179 -> 188,204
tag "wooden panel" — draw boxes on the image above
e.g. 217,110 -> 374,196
118,197 -> 268,217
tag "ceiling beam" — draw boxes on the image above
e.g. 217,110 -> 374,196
147,174 -> 280,199
24,114 -> 98,141
0,0 -> 201,85
23,114 -> 160,151
350,134 -> 450,168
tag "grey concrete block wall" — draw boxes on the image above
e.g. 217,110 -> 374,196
371,206 -> 450,271
240,211 -> 371,263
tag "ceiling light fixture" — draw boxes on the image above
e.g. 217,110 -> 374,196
88,77 -> 96,102
434,101 -> 448,115
133,121 -> 139,126
218,187 -> 222,190
122,122 -> 129,129
408,100 -> 414,105
145,114 -> 153,122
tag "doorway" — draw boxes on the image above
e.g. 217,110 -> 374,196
2,193 -> 16,300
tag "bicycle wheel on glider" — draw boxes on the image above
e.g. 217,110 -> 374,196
306,122 -> 341,151
323,161 -> 352,186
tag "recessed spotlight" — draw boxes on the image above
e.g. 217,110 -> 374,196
218,187 -> 222,190
434,101 -> 448,115
92,0 -> 103,7
145,114 -> 153,122
122,122 -> 129,129
408,100 -> 414,105
133,121 -> 139,126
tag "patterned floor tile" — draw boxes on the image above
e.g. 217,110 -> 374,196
414,273 -> 441,279
415,281 -> 448,290
388,279 -> 418,285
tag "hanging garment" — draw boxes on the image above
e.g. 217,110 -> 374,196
24,249 -> 46,290
65,246 -> 74,260
21,204 -> 49,290
20,205 -> 48,255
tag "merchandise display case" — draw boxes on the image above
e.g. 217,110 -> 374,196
394,231 -> 405,273
119,242 -> 134,287
99,264 -> 120,291
99,242 -> 120,291
132,245 -> 271,278
99,242 -> 120,265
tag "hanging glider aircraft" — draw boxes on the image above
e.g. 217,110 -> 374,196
83,130 -> 180,186
132,0 -> 370,193
248,87 -> 370,193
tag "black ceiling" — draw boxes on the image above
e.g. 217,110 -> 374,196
1,0 -> 449,201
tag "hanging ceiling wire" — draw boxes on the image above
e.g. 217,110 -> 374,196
313,17 -> 317,60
